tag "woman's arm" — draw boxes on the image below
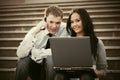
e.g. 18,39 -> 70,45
95,39 -> 108,77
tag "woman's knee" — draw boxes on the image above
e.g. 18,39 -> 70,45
81,73 -> 94,80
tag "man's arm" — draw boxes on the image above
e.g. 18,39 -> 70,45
16,21 -> 47,59
16,27 -> 36,58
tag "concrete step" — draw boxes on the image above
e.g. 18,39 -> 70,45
0,13 -> 119,23
99,37 -> 120,46
0,4 -> 119,14
0,10 -> 120,20
107,57 -> 120,70
0,0 -> 119,9
0,24 -> 35,31
0,15 -> 119,25
0,29 -> 119,38
100,70 -> 120,80
0,47 -> 17,57
0,37 -> 120,47
0,57 -> 17,68
0,56 -> 120,69
0,22 -> 119,31
106,46 -> 120,57
0,68 -> 16,80
1,10 -> 119,18
95,29 -> 120,37
0,46 -> 120,57
0,68 -> 119,80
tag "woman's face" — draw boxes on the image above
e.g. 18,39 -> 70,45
71,12 -> 84,35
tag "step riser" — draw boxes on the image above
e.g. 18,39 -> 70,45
106,49 -> 120,57
107,60 -> 120,70
0,25 -> 120,31
1,15 -> 120,22
0,20 -> 40,24
100,73 -> 120,80
0,48 -> 119,57
0,71 -> 15,80
0,49 -> 17,57
102,39 -> 120,46
0,59 -> 120,69
0,71 -> 120,80
0,60 -> 17,68
96,32 -> 120,37
0,32 -> 120,38
0,39 -> 120,47
0,41 -> 20,47
0,27 -> 32,31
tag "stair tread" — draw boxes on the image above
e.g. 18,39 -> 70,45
0,29 -> 120,33
0,17 -> 120,21
0,6 -> 120,12
0,1 -> 119,9
1,13 -> 120,18
0,56 -> 120,60
0,47 -> 17,49
0,24 -> 36,27
0,46 -> 119,50
0,68 -> 120,73
0,37 -> 120,40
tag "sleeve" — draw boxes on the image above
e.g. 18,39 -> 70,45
16,27 -> 36,58
31,47 -> 52,61
96,39 -> 108,73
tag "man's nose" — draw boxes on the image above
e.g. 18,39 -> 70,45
52,23 -> 57,28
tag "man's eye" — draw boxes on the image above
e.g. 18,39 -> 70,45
50,21 -> 53,23
71,21 -> 73,23
56,22 -> 60,24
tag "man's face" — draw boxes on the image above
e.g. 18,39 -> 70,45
46,14 -> 62,34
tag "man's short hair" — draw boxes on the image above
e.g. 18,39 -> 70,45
45,6 -> 63,18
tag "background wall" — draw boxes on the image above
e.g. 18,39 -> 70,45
0,0 -> 25,4
0,0 -> 85,5
25,0 -> 84,4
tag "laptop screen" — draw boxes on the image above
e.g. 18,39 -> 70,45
50,37 -> 93,69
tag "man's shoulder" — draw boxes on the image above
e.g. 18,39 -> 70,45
60,22 -> 66,27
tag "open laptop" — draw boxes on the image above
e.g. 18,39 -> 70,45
49,37 -> 93,71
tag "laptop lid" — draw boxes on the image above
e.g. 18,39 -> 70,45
49,37 -> 93,70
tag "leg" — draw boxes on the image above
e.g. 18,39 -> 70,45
80,73 -> 94,80
55,72 -> 69,80
15,56 -> 31,80
45,56 -> 55,80
29,58 -> 42,80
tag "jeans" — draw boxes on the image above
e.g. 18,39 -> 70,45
15,56 -> 55,80
55,71 -> 95,80
15,56 -> 45,80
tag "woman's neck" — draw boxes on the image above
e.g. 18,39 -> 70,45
76,32 -> 84,37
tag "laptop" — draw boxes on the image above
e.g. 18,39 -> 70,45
49,37 -> 93,71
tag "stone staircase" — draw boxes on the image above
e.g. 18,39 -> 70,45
0,0 -> 120,80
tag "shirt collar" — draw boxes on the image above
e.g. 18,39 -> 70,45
44,28 -> 58,37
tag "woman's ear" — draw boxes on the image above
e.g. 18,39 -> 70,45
44,17 -> 47,22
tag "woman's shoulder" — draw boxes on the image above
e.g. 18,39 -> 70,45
97,38 -> 104,45
97,38 -> 105,50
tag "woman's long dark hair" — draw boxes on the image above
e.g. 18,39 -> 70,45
66,8 -> 98,59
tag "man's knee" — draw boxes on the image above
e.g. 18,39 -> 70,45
16,56 -> 30,68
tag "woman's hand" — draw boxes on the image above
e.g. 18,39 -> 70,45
95,70 -> 105,77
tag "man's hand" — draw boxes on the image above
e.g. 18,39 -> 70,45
32,21 -> 47,36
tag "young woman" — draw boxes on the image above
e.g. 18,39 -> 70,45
55,8 -> 108,80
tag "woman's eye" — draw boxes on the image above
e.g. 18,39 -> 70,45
76,19 -> 80,22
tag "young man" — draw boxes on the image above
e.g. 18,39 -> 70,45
15,6 -> 68,80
